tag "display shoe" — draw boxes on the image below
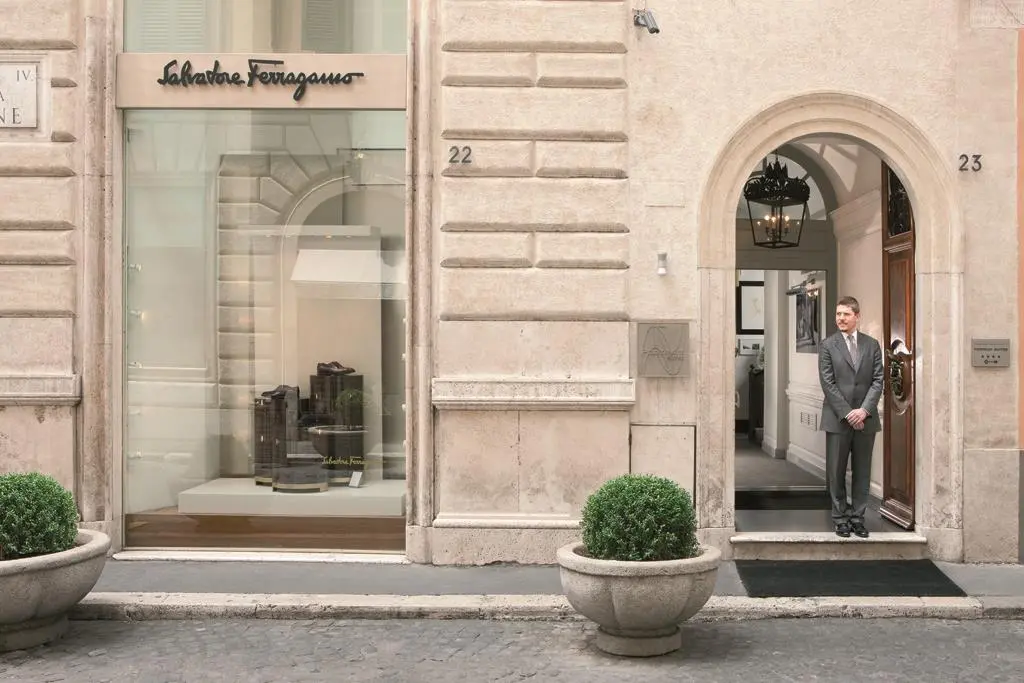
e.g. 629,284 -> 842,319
316,361 -> 356,375
262,384 -> 296,399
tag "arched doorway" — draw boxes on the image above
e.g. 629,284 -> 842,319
696,93 -> 963,561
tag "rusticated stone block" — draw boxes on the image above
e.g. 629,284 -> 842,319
218,332 -> 277,360
218,255 -> 279,282
259,177 -> 292,212
518,411 -> 630,514
439,268 -> 627,320
269,154 -> 312,193
218,177 -> 260,203
0,406 -> 75,492
0,142 -> 75,177
0,264 -> 74,313
0,317 -> 72,374
217,203 -> 281,228
0,0 -> 77,48
0,230 -> 74,265
219,154 -> 271,178
535,141 -> 627,178
217,280 -> 277,307
435,321 -> 629,377
217,359 -> 277,386
440,141 -> 533,177
218,231 -> 280,256
440,232 -> 532,268
536,54 -> 626,88
442,53 -> 535,87
0,177 -> 74,229
217,306 -> 279,334
440,178 -> 627,232
49,84 -> 77,140
534,233 -> 628,269
442,88 -> 626,141
436,411 -> 520,514
441,0 -> 627,53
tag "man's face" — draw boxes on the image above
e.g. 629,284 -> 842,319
835,305 -> 859,333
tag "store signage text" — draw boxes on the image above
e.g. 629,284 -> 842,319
156,58 -> 365,102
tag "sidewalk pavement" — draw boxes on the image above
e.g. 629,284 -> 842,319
70,554 -> 1024,623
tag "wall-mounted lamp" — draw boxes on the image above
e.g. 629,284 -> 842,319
785,273 -> 822,299
633,8 -> 660,34
656,252 -> 668,276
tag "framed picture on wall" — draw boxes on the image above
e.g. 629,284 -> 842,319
736,281 -> 765,334
795,291 -> 821,353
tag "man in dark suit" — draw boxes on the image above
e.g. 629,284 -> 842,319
818,296 -> 884,538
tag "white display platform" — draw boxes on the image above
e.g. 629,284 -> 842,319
177,477 -> 406,517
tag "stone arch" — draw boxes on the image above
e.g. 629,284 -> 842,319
696,91 -> 964,561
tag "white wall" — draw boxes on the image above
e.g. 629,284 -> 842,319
762,271 -> 789,458
833,189 -> 885,496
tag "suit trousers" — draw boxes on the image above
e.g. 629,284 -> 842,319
825,429 -> 876,525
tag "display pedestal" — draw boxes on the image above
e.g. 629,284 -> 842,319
177,478 -> 406,517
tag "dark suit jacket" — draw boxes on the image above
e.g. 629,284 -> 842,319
818,330 -> 884,434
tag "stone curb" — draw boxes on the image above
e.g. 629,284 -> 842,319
69,593 -> 1024,622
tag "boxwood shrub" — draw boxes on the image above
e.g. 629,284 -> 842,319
0,472 -> 79,561
580,474 -> 699,562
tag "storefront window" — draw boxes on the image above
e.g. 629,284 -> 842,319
124,0 -> 407,54
123,109 -> 407,549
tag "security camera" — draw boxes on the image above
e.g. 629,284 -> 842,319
633,9 -> 659,34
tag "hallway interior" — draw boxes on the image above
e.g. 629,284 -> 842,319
734,433 -> 904,533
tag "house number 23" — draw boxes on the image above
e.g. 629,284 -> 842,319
958,154 -> 982,172
448,145 -> 472,164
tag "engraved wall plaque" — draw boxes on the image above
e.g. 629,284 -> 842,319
971,338 -> 1011,368
0,63 -> 38,129
636,322 -> 689,378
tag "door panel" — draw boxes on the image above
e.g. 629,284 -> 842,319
881,166 -> 916,529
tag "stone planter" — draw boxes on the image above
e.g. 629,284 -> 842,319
0,529 -> 110,652
557,541 -> 721,657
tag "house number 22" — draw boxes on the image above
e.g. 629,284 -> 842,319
958,154 -> 982,172
448,145 -> 472,164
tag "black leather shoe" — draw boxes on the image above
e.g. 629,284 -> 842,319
851,522 -> 869,538
835,522 -> 852,538
316,362 -> 356,376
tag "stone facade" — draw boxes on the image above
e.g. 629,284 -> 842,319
1,1 -> 1021,564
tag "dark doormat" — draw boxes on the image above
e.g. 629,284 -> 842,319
735,489 -> 830,510
735,560 -> 967,597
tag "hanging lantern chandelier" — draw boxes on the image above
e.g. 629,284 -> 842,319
742,153 -> 811,249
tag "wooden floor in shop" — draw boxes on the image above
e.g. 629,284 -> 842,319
125,507 -> 405,552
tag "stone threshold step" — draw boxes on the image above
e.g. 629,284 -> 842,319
730,531 -> 929,561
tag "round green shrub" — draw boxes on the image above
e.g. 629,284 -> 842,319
580,474 -> 699,562
0,472 -> 79,561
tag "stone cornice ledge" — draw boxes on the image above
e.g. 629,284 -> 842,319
431,378 -> 635,410
0,375 -> 82,405
433,514 -> 580,529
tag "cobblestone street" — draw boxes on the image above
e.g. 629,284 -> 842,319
1,618 -> 1022,682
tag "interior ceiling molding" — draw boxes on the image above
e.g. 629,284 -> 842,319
830,189 -> 883,243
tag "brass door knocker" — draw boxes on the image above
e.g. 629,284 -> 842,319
886,339 -> 913,412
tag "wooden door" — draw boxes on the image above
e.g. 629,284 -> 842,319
880,165 -> 916,529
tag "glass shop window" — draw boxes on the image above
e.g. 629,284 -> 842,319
122,109 -> 407,539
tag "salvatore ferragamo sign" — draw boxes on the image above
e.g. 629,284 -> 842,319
156,58 -> 366,102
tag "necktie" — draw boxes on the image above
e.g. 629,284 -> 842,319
847,334 -> 859,367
